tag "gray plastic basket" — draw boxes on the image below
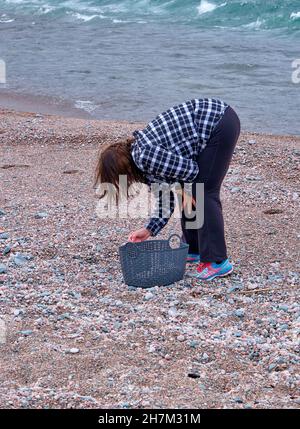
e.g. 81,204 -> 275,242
119,234 -> 189,288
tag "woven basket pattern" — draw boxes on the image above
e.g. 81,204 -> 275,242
119,234 -> 189,288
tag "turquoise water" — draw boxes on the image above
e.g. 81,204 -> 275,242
1,0 -> 300,30
0,1 -> 300,134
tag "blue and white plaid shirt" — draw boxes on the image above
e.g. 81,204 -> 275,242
131,98 -> 228,236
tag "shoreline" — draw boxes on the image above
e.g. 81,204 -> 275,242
1,90 -> 300,138
1,106 -> 300,145
0,91 -> 93,121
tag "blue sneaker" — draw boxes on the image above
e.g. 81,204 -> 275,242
186,253 -> 201,264
194,259 -> 233,281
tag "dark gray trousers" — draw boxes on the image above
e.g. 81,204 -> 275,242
181,106 -> 241,262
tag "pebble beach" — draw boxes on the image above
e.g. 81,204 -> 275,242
0,108 -> 299,409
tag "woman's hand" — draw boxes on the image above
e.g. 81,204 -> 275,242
176,189 -> 196,214
182,192 -> 196,212
128,227 -> 151,243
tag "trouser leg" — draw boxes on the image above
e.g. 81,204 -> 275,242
182,106 -> 240,261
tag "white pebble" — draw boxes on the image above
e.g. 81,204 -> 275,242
68,348 -> 80,354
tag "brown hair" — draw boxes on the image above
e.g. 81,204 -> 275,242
94,136 -> 145,199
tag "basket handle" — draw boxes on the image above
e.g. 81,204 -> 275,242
168,234 -> 182,249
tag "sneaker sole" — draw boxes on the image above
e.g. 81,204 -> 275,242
195,266 -> 233,281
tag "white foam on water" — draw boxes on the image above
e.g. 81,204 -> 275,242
197,0 -> 227,16
37,5 -> 56,15
62,0 -> 106,15
70,12 -> 105,22
290,11 -> 300,20
197,0 -> 217,15
4,0 -> 26,3
112,17 -> 147,24
0,14 -> 15,23
244,17 -> 265,30
112,19 -> 130,23
75,100 -> 98,114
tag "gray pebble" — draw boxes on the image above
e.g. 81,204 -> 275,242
35,211 -> 48,219
267,274 -> 283,282
144,292 -> 154,301
114,321 -> 122,330
230,187 -> 241,193
247,283 -> 258,290
67,348 -> 80,354
3,245 -> 11,255
246,175 -> 262,181
177,335 -> 185,342
278,304 -> 289,312
168,307 -> 177,317
249,351 -> 260,361
200,352 -> 210,363
0,210 -> 6,217
268,363 -> 277,372
0,232 -> 9,240
0,264 -> 7,274
279,324 -> 289,331
227,284 -> 242,293
76,395 -> 97,403
188,370 -> 200,379
69,291 -> 81,299
57,313 -> 71,321
234,309 -> 245,318
19,330 -> 33,336
14,254 -> 32,267
268,318 -> 277,327
275,356 -> 287,365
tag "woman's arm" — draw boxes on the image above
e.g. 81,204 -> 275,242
129,185 -> 176,241
145,186 -> 176,236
